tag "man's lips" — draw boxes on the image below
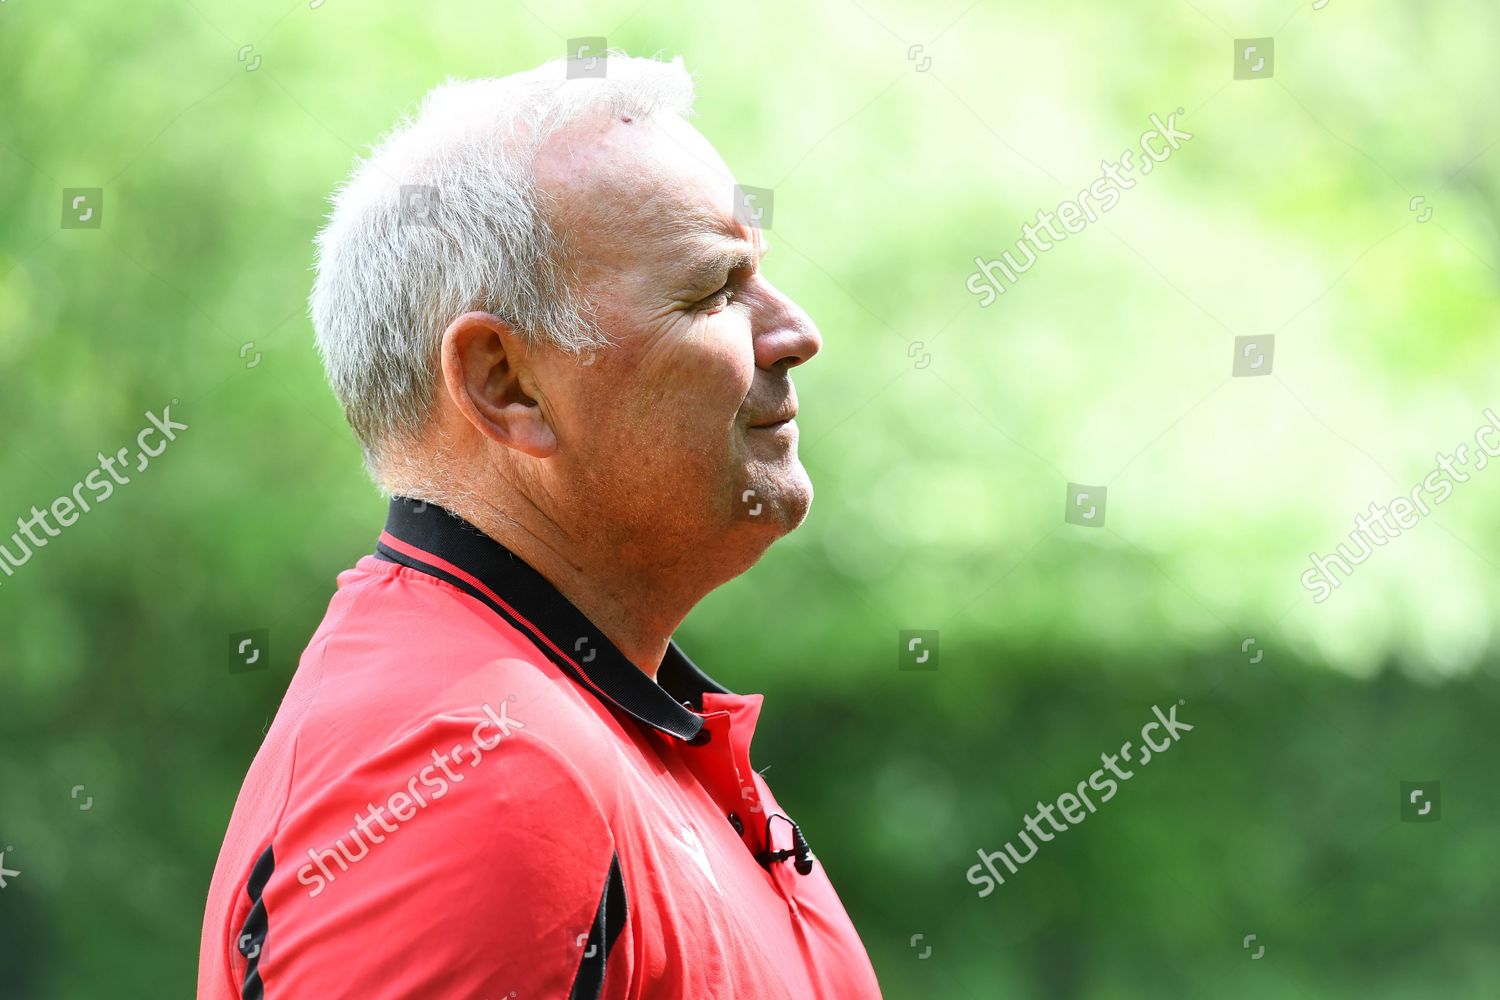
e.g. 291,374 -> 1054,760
748,413 -> 796,429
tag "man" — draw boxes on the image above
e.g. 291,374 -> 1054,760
198,52 -> 883,999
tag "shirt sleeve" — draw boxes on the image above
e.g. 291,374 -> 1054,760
235,712 -> 627,1000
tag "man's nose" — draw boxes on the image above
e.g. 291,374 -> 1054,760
752,279 -> 822,372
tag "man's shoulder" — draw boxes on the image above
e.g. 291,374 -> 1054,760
285,553 -> 637,808
311,553 -> 578,716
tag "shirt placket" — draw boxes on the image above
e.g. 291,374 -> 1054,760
679,703 -> 804,920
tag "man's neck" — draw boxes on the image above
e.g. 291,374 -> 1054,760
456,494 -> 697,681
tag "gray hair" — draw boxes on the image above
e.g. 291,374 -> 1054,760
310,53 -> 696,471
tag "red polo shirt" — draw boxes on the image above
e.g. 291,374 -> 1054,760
198,497 -> 882,999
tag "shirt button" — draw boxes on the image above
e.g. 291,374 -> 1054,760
728,812 -> 745,835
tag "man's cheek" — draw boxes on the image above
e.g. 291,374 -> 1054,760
663,365 -> 744,433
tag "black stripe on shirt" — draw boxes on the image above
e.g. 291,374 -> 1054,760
569,852 -> 628,1000
238,843 -> 275,1000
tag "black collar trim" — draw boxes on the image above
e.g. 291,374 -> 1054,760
374,497 -> 730,743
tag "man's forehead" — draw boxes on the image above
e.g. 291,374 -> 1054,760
537,112 -> 763,264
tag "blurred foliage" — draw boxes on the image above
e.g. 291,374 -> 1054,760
2,0 -> 1498,997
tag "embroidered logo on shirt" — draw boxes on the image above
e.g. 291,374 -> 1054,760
672,823 -> 720,892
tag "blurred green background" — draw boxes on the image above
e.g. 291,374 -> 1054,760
3,0 -> 1499,996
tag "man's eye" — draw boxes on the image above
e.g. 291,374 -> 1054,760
699,282 -> 735,312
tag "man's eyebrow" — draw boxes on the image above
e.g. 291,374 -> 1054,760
681,240 -> 769,290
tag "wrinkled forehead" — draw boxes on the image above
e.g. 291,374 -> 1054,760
534,111 -> 762,280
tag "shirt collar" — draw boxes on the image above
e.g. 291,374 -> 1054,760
373,496 -> 730,743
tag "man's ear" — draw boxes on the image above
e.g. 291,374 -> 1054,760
439,311 -> 558,459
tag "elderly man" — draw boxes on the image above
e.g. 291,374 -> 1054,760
198,53 -> 882,999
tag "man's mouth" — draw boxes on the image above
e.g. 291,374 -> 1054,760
748,406 -> 797,430
749,416 -> 795,432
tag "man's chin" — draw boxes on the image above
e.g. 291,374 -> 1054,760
779,472 -> 814,530
736,465 -> 813,532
